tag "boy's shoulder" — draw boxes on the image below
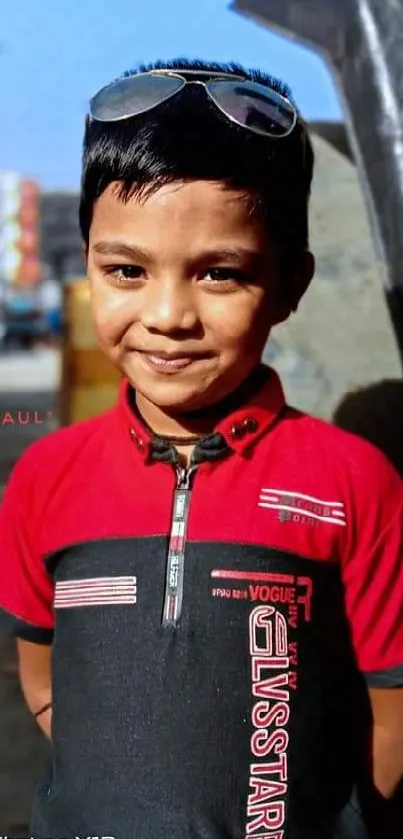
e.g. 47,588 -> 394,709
9,406 -> 118,485
280,404 -> 403,496
285,405 -> 376,454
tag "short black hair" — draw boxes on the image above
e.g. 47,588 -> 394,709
80,58 -> 314,279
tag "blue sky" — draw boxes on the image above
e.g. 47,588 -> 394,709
0,0 -> 341,189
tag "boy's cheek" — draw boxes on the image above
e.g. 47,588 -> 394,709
90,301 -> 124,354
90,287 -> 135,337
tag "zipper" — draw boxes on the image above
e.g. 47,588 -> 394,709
161,461 -> 198,628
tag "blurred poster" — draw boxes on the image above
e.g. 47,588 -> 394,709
0,171 -> 41,285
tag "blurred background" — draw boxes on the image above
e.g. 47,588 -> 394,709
1,0 -> 403,833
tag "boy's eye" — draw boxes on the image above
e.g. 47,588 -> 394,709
204,268 -> 249,286
105,265 -> 143,284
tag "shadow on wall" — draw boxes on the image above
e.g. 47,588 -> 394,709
333,380 -> 403,477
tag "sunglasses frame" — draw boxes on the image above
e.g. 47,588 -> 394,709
89,69 -> 298,139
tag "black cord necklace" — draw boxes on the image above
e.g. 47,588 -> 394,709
137,409 -> 204,445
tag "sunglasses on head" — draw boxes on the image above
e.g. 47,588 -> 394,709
89,68 -> 298,140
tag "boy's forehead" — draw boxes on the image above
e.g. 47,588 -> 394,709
91,180 -> 267,241
105,179 -> 252,212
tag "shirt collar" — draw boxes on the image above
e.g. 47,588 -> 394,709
117,364 -> 286,461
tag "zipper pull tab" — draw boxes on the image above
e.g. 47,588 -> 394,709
176,465 -> 199,490
176,467 -> 189,489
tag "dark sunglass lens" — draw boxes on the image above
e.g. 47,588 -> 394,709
90,74 -> 184,121
207,81 -> 296,137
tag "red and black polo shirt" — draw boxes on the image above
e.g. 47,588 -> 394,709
0,364 -> 402,839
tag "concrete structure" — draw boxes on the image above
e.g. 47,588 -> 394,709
264,134 -> 401,417
232,0 -> 403,363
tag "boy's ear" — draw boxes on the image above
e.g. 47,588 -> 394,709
290,251 -> 315,312
275,251 -> 315,325
82,242 -> 89,270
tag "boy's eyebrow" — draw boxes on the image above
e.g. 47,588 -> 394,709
93,241 -> 265,267
196,247 -> 265,268
93,241 -> 154,261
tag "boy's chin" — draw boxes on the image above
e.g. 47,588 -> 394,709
136,383 -> 211,414
133,370 -> 239,416
122,359 -> 215,412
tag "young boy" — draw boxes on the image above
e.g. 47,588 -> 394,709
0,59 -> 402,839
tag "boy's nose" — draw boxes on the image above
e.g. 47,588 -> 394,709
140,278 -> 199,334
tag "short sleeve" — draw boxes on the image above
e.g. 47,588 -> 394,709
0,449 -> 54,643
341,446 -> 403,687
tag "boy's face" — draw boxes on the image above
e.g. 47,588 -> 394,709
87,179 -> 311,414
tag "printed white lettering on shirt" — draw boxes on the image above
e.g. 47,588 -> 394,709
259,488 -> 346,528
246,605 -> 290,838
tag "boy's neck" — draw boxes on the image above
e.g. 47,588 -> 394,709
133,364 -> 267,439
135,395 -> 220,439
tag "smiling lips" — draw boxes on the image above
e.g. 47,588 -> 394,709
140,351 -> 204,374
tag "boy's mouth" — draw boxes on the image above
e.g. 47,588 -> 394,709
139,351 -> 204,374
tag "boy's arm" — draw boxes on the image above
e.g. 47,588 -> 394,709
368,686 -> 403,799
16,639 -> 52,739
364,686 -> 403,836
